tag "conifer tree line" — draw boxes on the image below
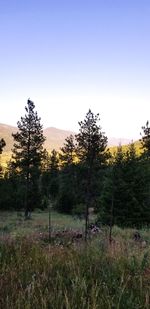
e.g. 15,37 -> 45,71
0,99 -> 150,228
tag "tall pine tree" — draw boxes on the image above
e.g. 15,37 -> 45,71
12,99 -> 46,217
76,109 -> 109,240
58,136 -> 77,214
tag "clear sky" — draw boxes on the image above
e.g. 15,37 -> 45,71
0,0 -> 150,140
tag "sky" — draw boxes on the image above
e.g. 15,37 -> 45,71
0,0 -> 150,140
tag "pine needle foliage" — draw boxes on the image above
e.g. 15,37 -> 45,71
11,99 -> 46,216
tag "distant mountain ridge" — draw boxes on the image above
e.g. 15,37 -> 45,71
107,137 -> 132,146
0,123 -> 132,153
0,123 -> 75,153
0,124 -> 17,152
44,127 -> 75,151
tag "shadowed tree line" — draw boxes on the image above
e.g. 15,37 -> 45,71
0,99 -> 150,230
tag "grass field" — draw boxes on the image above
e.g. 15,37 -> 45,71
0,210 -> 85,237
0,210 -> 150,308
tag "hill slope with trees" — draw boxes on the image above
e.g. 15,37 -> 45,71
0,100 -> 149,230
0,123 -> 132,154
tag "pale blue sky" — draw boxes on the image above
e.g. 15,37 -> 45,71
0,0 -> 150,139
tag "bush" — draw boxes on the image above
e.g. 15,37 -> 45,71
72,203 -> 85,219
56,190 -> 76,214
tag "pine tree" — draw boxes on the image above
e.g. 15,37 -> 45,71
76,109 -> 109,240
110,145 -> 126,226
12,99 -> 46,217
100,142 -> 150,228
140,121 -> 150,224
98,164 -> 114,242
0,138 -> 6,207
0,138 -> 6,177
50,149 -> 59,176
123,142 -> 150,227
41,149 -> 60,206
60,134 -> 76,166
99,145 -> 125,228
123,143 -> 140,226
0,138 -> 6,154
49,149 -> 59,200
76,110 -> 108,165
58,136 -> 77,214
141,120 -> 150,159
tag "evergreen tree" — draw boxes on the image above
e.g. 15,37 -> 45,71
124,142 -> 150,227
98,164 -> 114,240
41,149 -> 51,172
100,142 -> 150,228
0,138 -> 6,208
140,121 -> 150,225
76,110 -> 108,165
113,144 -> 127,224
100,145 -> 126,226
123,143 -> 140,226
0,138 -> 6,177
58,136 -> 77,214
12,99 -> 46,217
0,138 -> 6,154
49,149 -> 59,200
76,109 -> 109,240
41,149 -> 59,208
141,120 -> 150,159
50,149 -> 59,176
60,134 -> 76,166
0,160 -> 25,210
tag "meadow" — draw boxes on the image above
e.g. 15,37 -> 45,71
0,210 -> 150,309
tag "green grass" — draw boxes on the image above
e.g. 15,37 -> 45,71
0,237 -> 150,308
0,210 -> 85,237
0,210 -> 150,308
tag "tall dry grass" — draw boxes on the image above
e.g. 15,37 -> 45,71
0,234 -> 150,309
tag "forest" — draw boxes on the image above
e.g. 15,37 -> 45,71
0,99 -> 150,308
0,99 -> 150,230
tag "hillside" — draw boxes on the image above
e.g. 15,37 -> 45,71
44,127 -> 75,151
109,140 -> 142,156
0,123 -> 134,153
0,122 -> 142,168
0,123 -> 74,153
0,123 -> 142,170
0,123 -> 17,152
